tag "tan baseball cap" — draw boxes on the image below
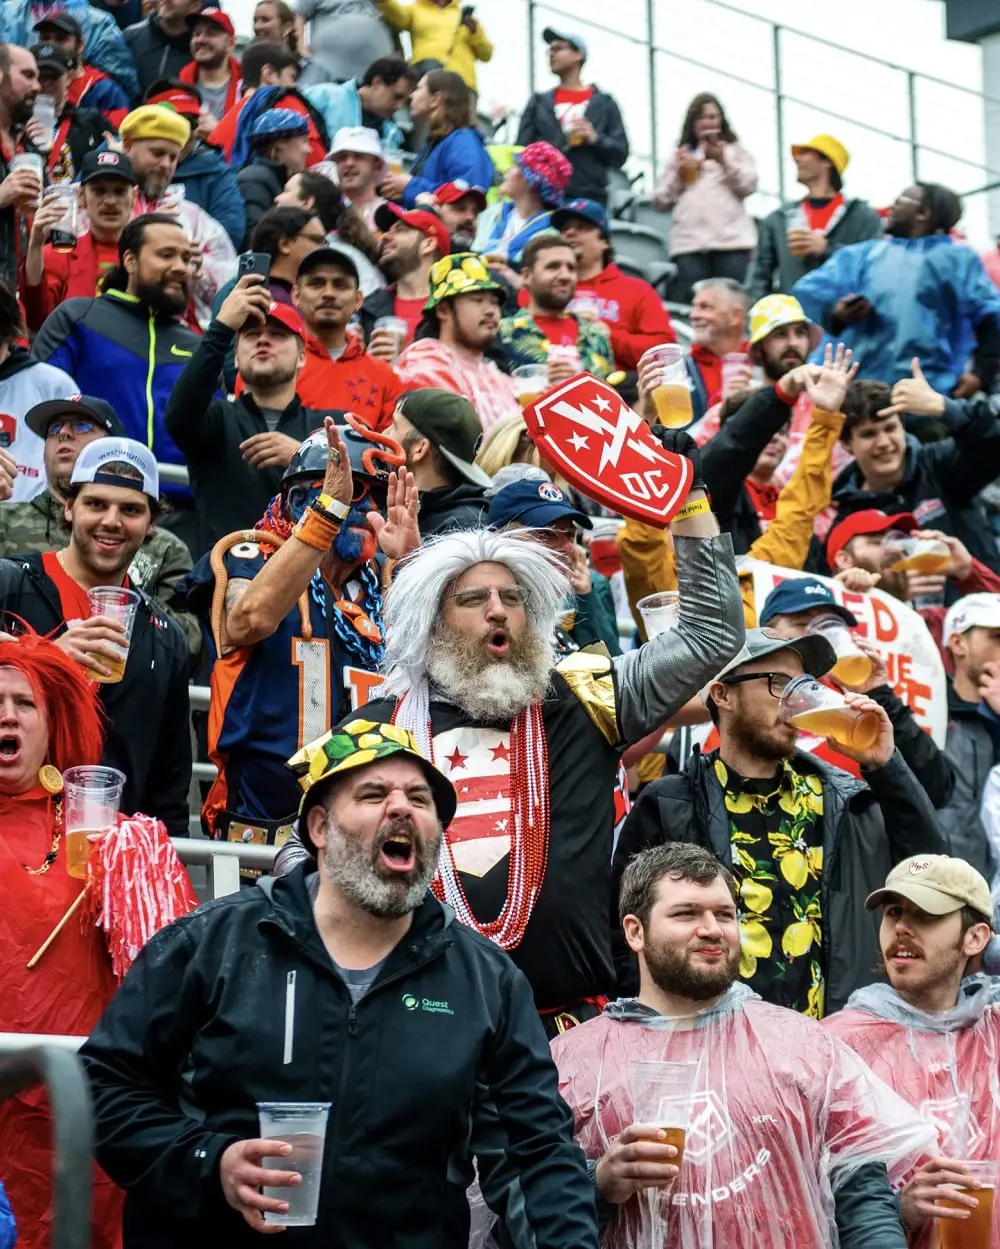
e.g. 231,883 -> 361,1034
865,854 -> 994,925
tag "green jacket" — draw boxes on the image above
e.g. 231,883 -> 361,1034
498,310 -> 613,378
0,490 -> 201,656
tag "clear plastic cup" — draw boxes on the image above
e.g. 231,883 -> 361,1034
32,95 -> 56,152
86,586 -> 141,684
62,764 -> 125,880
720,351 -> 752,397
778,674 -> 880,752
938,1159 -> 997,1249
567,294 -> 602,319
9,153 -> 44,207
46,184 -> 79,252
637,591 -> 680,640
258,1102 -> 331,1227
547,343 -> 582,378
640,344 -> 693,429
884,530 -> 951,574
512,363 -> 548,408
629,1059 -> 699,1167
787,228 -> 811,257
372,314 -> 408,362
806,613 -> 873,688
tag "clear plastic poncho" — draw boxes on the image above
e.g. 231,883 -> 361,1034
825,974 -> 1000,1249
551,985 -> 935,1249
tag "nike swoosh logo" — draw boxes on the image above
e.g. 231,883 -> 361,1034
170,345 -> 193,358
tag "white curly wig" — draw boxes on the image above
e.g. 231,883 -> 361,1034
380,529 -> 572,696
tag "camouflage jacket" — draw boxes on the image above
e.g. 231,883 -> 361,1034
0,490 -> 202,656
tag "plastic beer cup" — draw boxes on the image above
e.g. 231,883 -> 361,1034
9,153 -> 44,207
86,586 -> 141,684
258,1102 -> 331,1227
62,764 -> 125,880
720,351 -> 752,397
637,592 -> 680,640
806,613 -> 873,687
629,1059 -> 699,1168
778,675 -> 880,752
938,1159 -> 997,1249
512,363 -> 548,408
884,531 -> 951,574
372,314 -> 408,362
46,184 -> 80,252
640,344 -> 693,429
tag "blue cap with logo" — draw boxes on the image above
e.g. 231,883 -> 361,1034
551,198 -> 609,239
758,577 -> 858,628
488,479 -> 593,530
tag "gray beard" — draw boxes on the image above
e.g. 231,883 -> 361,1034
321,816 -> 441,919
425,620 -> 553,722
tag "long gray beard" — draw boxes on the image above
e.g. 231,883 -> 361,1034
425,620 -> 553,722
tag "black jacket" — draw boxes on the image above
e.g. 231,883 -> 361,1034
123,14 -> 193,95
164,318 -> 347,556
50,104 -> 107,180
418,481 -> 488,536
516,85 -> 628,206
0,554 -> 191,834
937,681 -> 1000,878
613,747 -> 947,1013
235,157 -> 287,248
80,868 -> 598,1249
867,683 -> 955,810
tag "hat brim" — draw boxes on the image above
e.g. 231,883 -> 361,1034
714,632 -> 837,685
550,206 -> 608,237
748,320 -> 822,357
436,444 -> 492,487
864,882 -> 986,919
26,398 -> 113,439
498,502 -> 593,530
296,246 -> 359,284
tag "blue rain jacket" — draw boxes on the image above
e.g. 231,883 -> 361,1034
0,0 -> 139,100
304,80 -> 405,157
0,1180 -> 14,1249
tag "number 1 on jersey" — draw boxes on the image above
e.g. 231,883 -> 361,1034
292,637 -> 331,749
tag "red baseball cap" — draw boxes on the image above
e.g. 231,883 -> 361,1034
826,508 -> 918,565
374,202 -> 451,259
194,7 -> 235,35
146,85 -> 201,117
433,181 -> 488,211
238,300 -> 305,340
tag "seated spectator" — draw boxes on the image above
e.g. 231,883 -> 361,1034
178,8 -> 241,133
207,40 -> 301,162
32,10 -> 128,128
0,395 -> 200,655
552,197 -> 676,371
0,278 -> 77,503
275,169 -> 385,295
23,150 -> 136,332
431,179 -> 487,250
477,140 -> 572,267
237,109 -> 313,248
396,252 -> 519,432
389,387 -> 490,535
166,276 -> 339,554
226,62 -> 329,173
295,0 -> 393,84
252,205 -> 328,307
380,70 -> 494,210
499,234 -> 612,380
124,0 -> 203,97
144,79 -> 245,249
749,133 -> 881,304
0,44 -> 46,288
303,53 -> 412,159
31,44 -> 105,183
0,439 -> 192,834
291,244 -> 401,429
330,125 -> 386,232
251,0 -> 328,87
375,0 -> 493,97
517,27 -> 628,207
685,276 -> 750,415
363,202 -> 450,344
793,182 -> 1000,397
651,91 -> 758,303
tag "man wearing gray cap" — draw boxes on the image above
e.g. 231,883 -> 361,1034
516,27 -> 628,207
613,627 -> 947,1017
826,855 -> 1000,1242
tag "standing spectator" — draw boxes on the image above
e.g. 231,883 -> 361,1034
31,44 -> 105,183
499,233 -> 612,378
375,0 -> 493,98
178,8 -> 241,131
686,276 -> 750,414
749,134 -> 881,303
330,125 -> 386,232
227,72 -> 330,174
4,0 -> 139,100
124,0 -> 203,97
361,203 -> 449,343
380,70 -> 493,209
794,182 -> 1000,397
0,438 -> 192,834
396,252 -> 519,432
552,197 -> 677,371
652,91 -> 758,303
0,278 -> 78,504
431,178 -> 486,249
517,28 -> 628,208
237,109 -> 313,247
303,53 -> 412,159
206,41 -> 301,163
291,245 -> 402,429
0,43 -> 44,287
478,140 -> 572,266
32,11 -> 128,128
293,0 -> 392,85
252,0 -> 327,87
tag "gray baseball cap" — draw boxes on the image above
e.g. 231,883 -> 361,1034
702,626 -> 837,702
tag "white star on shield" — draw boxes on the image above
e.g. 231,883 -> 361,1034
568,432 -> 589,452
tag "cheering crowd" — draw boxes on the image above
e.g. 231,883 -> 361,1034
3,3 -> 1000,1247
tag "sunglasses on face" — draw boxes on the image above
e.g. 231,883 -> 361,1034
45,420 -> 98,438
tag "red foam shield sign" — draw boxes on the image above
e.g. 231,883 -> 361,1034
523,373 -> 693,527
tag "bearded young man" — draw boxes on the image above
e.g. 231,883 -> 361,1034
825,855 -> 1000,1249
278,460 -> 745,1031
614,628 -> 947,1017
81,723 -> 599,1249
553,843 -> 935,1249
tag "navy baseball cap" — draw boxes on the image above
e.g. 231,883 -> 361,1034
488,479 -> 593,530
758,577 -> 858,628
551,198 -> 609,239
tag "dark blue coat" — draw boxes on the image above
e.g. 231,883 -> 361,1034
175,141 -> 245,249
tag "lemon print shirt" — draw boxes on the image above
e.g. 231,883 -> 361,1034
716,758 -> 826,1019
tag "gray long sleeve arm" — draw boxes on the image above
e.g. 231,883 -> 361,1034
613,534 -> 744,747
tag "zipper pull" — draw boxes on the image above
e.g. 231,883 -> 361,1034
347,1004 -> 357,1038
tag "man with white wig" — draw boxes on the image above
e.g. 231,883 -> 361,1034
277,455 -> 744,1032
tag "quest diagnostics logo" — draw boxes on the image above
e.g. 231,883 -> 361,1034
401,993 -> 454,1015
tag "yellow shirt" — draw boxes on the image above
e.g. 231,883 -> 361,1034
375,0 -> 493,90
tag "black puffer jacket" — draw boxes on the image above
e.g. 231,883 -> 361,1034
123,13 -> 193,95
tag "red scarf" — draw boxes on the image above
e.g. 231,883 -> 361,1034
179,58 -> 242,117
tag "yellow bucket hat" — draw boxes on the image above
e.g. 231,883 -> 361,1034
425,251 -> 503,311
747,294 -> 822,358
120,104 -> 191,149
791,133 -> 849,176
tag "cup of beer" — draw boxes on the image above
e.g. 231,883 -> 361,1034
787,228 -> 812,257
720,351 -> 753,398
640,344 -> 694,429
46,184 -> 80,252
883,530 -> 951,574
372,314 -> 408,362
258,1102 -> 332,1227
62,764 -> 125,880
512,363 -> 549,408
637,591 -> 680,640
86,586 -> 141,684
778,674 -> 880,751
629,1059 -> 699,1168
937,1159 -> 997,1249
806,613 -> 873,687
10,152 -> 44,208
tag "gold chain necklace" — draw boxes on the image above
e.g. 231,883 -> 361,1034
25,797 -> 63,876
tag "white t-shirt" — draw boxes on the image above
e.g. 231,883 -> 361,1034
0,358 -> 79,502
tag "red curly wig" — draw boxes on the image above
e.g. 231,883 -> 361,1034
0,631 -> 104,772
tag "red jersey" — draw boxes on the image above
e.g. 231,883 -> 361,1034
21,232 -> 119,331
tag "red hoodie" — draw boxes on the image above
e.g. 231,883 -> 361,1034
179,57 -> 242,119
574,263 -> 676,370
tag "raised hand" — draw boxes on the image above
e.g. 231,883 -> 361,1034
322,418 -> 354,507
367,468 -> 420,560
803,342 -> 858,413
878,358 -> 946,419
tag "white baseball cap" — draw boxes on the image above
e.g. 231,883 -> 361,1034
70,437 -> 159,499
329,126 -> 384,161
943,592 -> 1000,646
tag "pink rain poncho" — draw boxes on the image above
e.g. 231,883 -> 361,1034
824,975 -> 1000,1248
551,986 -> 935,1248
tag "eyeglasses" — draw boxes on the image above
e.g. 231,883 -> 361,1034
45,420 -> 98,438
721,671 -> 793,698
446,585 -> 530,609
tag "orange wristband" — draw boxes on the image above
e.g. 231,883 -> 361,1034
293,508 -> 340,551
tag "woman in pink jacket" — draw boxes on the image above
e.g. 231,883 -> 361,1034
653,92 -> 758,303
